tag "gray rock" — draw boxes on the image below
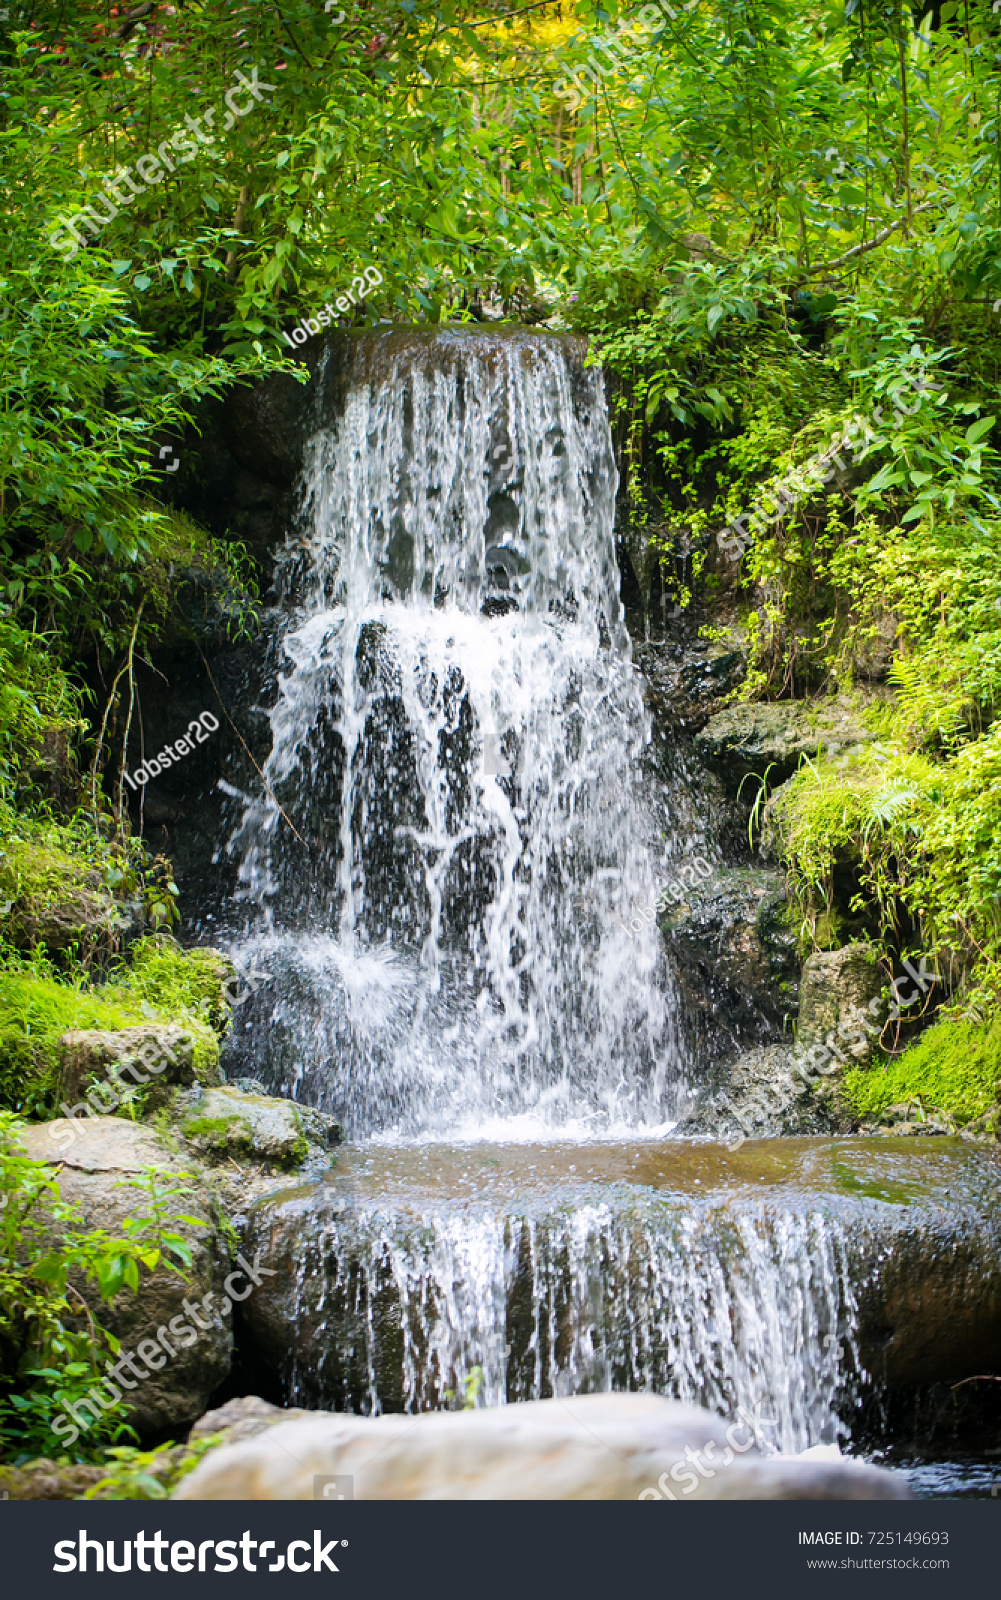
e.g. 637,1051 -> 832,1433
18,1119 -> 233,1437
798,942 -> 884,1058
682,1042 -> 831,1140
172,1393 -> 911,1500
177,1084 -> 339,1167
58,1023 -> 221,1116
696,697 -> 874,784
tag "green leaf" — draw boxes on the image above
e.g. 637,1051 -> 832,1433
965,417 -> 995,447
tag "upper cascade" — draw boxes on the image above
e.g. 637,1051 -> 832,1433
296,327 -> 625,636
221,329 -> 692,1141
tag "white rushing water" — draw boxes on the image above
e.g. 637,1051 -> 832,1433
223,331 -> 690,1139
221,330 -> 867,1455
276,1199 -> 859,1454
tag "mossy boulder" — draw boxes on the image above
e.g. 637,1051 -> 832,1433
177,1084 -> 339,1169
695,696 -> 875,785
58,1023 -> 221,1117
797,942 -> 884,1056
0,971 -> 158,1115
0,1459 -> 106,1501
0,940 -> 234,1116
0,836 -> 123,959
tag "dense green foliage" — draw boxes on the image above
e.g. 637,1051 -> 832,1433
2,0 -> 1001,1136
0,1112 -> 202,1459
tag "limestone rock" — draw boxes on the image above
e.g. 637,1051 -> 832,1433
696,697 -> 874,784
188,1393 -> 336,1450
177,1084 -> 339,1168
172,1393 -> 911,1500
58,1023 -> 221,1115
797,942 -> 884,1057
17,1118 -> 233,1437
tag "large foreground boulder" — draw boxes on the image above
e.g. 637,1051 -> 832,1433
173,1393 -> 910,1500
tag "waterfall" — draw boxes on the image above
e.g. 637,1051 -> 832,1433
222,330 -> 693,1139
254,1191 -> 858,1455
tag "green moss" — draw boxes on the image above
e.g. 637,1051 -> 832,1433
0,937 -> 224,1116
0,966 -> 152,1115
118,938 -> 235,1035
843,1018 -> 1001,1125
180,1114 -> 254,1150
0,833 -> 118,955
288,1114 -> 309,1166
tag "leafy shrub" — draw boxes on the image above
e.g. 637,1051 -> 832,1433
0,1112 -> 203,1460
0,623 -> 83,805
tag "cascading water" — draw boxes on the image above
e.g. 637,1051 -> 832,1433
268,1189 -> 856,1453
222,330 -> 696,1140
205,329 -> 988,1463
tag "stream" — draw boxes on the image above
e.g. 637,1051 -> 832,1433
183,328 -> 1001,1497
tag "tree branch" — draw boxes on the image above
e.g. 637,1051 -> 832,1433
804,202 -> 937,276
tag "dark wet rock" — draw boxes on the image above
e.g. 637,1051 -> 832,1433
636,632 -> 747,735
18,1119 -> 233,1437
856,1202 -> 1001,1388
695,696 -> 875,785
174,1392 -> 911,1500
662,866 -> 800,1051
679,944 -> 886,1139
